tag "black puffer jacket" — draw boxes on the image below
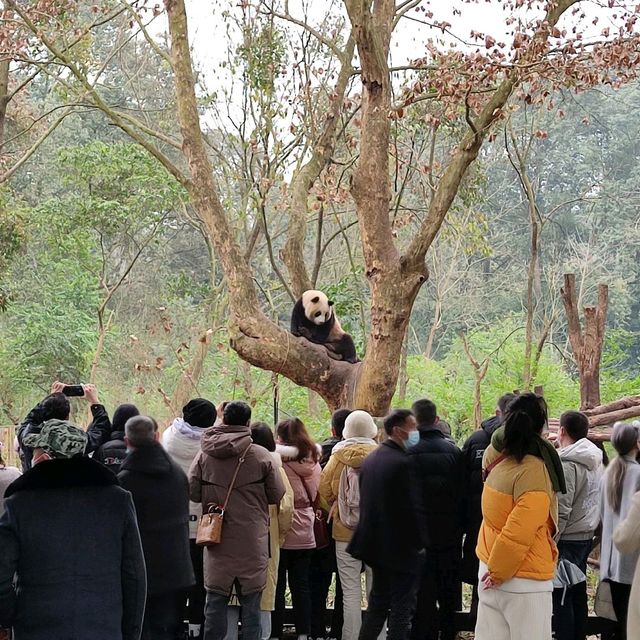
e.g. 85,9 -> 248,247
94,431 -> 127,474
0,457 -> 146,640
460,415 -> 501,582
408,427 -> 464,551
348,440 -> 426,573
118,442 -> 194,597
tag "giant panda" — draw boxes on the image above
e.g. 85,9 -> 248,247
290,290 -> 359,364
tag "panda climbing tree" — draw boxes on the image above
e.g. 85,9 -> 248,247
290,290 -> 359,364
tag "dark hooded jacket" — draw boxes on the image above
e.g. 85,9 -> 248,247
118,442 -> 194,597
188,424 -> 285,595
93,404 -> 139,474
17,402 -> 111,471
460,415 -> 501,582
0,457 -> 146,640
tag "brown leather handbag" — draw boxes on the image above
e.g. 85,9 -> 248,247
196,443 -> 251,546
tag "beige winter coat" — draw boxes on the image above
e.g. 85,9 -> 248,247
261,455 -> 295,611
613,490 -> 640,640
189,425 -> 285,595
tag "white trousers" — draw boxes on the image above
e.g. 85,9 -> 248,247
335,541 -> 386,640
474,586 -> 552,640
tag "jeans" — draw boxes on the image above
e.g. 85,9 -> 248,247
142,590 -> 185,640
552,539 -> 592,640
411,547 -> 460,640
336,541 -> 386,640
272,549 -> 313,638
204,589 -> 262,640
608,580 -> 632,640
358,566 -> 420,640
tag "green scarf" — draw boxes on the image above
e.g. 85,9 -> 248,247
491,426 -> 566,494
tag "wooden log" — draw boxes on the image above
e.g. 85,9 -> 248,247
583,395 -> 640,417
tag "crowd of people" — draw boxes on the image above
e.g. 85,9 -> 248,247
0,383 -> 640,640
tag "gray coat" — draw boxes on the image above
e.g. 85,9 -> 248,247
0,457 -> 146,640
600,456 -> 640,584
189,425 -> 285,596
557,438 -> 603,540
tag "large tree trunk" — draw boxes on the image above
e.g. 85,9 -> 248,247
162,0 -> 581,416
560,273 -> 608,410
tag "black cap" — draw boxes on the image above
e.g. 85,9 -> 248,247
183,398 -> 217,429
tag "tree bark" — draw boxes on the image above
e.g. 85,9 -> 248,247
560,273 -> 608,410
0,59 -> 9,148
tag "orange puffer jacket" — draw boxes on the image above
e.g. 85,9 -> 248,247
476,444 -> 558,584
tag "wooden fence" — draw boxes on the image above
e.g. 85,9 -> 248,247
0,426 -> 19,467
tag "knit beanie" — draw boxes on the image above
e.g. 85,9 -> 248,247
343,410 -> 378,440
183,398 -> 217,429
112,404 -> 140,432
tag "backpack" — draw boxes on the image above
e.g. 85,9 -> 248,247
338,464 -> 361,529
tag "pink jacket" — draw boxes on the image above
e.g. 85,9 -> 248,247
277,443 -> 321,550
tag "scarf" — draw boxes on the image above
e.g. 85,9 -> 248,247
491,426 -> 567,494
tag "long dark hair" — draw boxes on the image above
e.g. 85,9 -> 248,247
277,417 -> 319,462
607,422 -> 639,514
503,392 -> 548,462
0,448 -> 5,469
251,422 -> 276,452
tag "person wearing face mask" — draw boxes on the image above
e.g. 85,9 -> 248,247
408,399 -> 464,640
347,409 -> 427,640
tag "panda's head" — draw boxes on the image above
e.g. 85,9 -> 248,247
301,290 -> 334,326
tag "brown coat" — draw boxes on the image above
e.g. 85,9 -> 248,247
189,425 -> 285,595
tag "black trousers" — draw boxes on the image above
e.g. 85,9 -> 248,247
142,590 -> 185,640
359,566 -> 420,640
608,580 -> 632,640
411,547 -> 460,640
184,539 -> 206,625
552,539 -> 592,640
310,542 -> 344,639
272,549 -> 314,638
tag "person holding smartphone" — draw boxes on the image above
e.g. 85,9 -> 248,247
16,381 -> 111,470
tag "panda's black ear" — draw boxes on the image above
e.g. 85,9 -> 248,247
311,296 -> 320,304
328,300 -> 334,306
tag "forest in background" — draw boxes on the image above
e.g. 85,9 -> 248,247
0,1 -> 639,440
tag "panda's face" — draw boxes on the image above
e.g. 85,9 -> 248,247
302,291 -> 334,325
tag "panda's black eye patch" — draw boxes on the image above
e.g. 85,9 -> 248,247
311,296 -> 319,303
314,311 -> 321,317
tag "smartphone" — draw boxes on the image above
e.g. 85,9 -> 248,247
62,385 -> 84,397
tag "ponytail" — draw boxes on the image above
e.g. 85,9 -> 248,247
607,422 -> 639,514
502,392 -> 547,463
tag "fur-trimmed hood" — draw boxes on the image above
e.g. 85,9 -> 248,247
276,442 -> 322,462
4,456 -> 117,498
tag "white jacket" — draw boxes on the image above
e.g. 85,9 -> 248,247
162,419 -> 205,538
557,438 -> 604,540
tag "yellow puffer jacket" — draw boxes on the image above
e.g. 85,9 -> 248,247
319,441 -> 377,543
476,444 -> 558,584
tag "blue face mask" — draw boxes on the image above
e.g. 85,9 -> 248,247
405,430 -> 420,449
